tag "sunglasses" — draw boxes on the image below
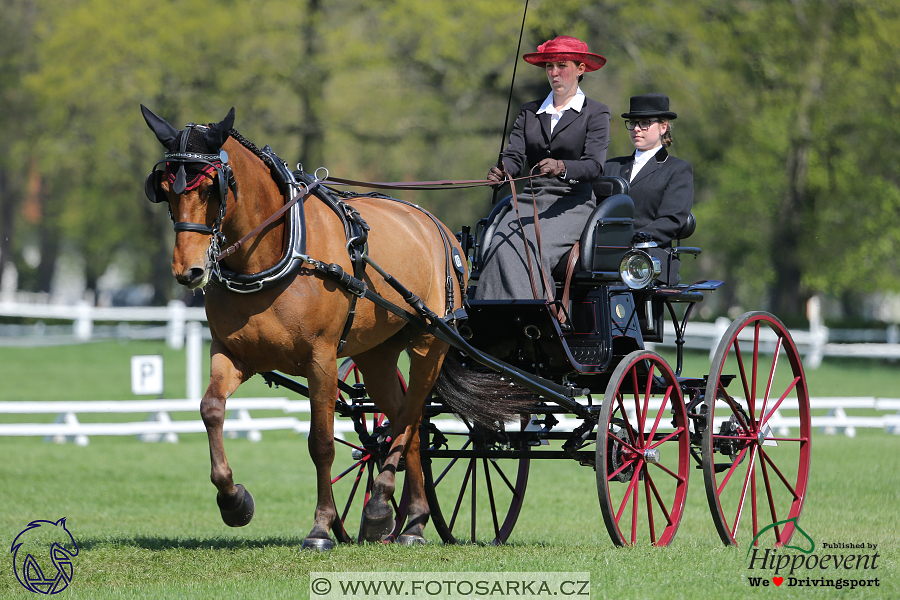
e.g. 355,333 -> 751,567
625,119 -> 660,131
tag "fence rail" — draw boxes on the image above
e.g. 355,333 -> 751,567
1,397 -> 897,446
2,298 -> 899,368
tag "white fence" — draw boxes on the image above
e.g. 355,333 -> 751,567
2,297 -> 899,374
1,298 -> 899,444
649,296 -> 900,368
0,398 -> 470,446
0,397 -> 897,446
0,299 -> 208,399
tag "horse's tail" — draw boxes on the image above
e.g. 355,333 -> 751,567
433,353 -> 539,429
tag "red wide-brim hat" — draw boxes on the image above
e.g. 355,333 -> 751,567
522,36 -> 606,72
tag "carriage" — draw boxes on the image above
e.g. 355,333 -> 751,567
143,106 -> 810,550
263,174 -> 810,549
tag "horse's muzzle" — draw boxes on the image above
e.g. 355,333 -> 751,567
175,264 -> 212,289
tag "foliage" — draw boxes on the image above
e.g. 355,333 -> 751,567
1,0 -> 898,319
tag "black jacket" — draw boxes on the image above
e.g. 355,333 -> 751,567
500,97 -> 611,184
601,147 -> 693,246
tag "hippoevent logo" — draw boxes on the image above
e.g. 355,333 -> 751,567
745,517 -> 881,590
10,518 -> 79,594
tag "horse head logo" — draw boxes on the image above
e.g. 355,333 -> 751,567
747,516 -> 815,555
10,518 -> 79,594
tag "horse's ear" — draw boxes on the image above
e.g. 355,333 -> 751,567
207,107 -> 235,150
141,104 -> 179,150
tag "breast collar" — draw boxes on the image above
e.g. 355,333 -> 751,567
210,146 -> 367,294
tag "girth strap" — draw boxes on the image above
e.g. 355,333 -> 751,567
305,257 -> 459,347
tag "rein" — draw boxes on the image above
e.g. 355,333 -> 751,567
215,177 -> 320,262
323,174 -> 540,191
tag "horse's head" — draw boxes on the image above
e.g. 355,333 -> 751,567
142,105 -> 237,289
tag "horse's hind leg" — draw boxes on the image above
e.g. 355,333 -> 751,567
355,334 -> 447,544
201,344 -> 256,527
350,344 -> 407,543
394,335 -> 448,544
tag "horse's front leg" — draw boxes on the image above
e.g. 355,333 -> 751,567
200,342 -> 255,527
302,354 -> 340,551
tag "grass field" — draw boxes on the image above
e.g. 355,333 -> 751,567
1,341 -> 899,598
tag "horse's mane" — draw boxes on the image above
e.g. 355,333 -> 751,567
228,128 -> 279,173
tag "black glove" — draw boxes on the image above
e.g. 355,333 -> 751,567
487,166 -> 508,187
632,232 -> 656,244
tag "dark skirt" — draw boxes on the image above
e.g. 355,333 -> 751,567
474,178 -> 595,300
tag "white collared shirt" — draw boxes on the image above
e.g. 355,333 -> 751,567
536,87 -> 586,135
631,145 -> 662,181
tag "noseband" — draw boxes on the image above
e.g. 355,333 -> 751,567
145,123 -> 238,239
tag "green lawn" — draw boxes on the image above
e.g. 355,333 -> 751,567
0,432 -> 897,599
1,341 -> 898,598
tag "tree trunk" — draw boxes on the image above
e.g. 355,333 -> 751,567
298,0 -> 325,169
0,168 -> 15,290
769,4 -> 832,319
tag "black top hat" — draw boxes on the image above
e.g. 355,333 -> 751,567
621,93 -> 677,119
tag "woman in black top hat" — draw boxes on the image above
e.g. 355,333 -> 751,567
601,93 -> 693,285
475,36 -> 611,300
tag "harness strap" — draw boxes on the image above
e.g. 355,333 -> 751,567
559,241 -> 580,326
306,258 -> 457,346
335,202 -> 370,353
505,166 -> 565,324
327,186 -> 465,316
216,180 -> 316,261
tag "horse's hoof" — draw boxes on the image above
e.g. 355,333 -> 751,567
396,534 -> 427,546
217,484 -> 255,527
301,537 -> 335,552
358,512 -> 395,543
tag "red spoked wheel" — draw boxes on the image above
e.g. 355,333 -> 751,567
596,350 -> 690,547
421,412 -> 530,545
331,358 -> 409,544
702,312 -> 811,547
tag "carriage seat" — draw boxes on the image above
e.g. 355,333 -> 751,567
554,194 -> 699,280
477,175 -> 632,271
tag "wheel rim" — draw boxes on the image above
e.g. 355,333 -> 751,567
597,350 -> 689,547
421,413 -> 530,544
331,358 -> 409,544
702,312 -> 811,547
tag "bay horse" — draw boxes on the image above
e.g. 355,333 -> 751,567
141,105 -> 467,549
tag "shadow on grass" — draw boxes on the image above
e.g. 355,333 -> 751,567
76,535 -> 310,551
74,536 -> 566,552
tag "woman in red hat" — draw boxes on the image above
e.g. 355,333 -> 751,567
601,93 -> 693,285
475,36 -> 611,300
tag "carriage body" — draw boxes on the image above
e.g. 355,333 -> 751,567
308,175 -> 811,549
460,176 -> 690,389
411,177 -> 811,547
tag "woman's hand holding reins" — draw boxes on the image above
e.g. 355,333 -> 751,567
487,166 -> 509,187
535,158 -> 566,178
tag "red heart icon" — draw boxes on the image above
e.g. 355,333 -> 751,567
773,577 -> 783,586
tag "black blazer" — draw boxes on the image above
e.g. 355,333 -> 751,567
601,147 -> 693,246
500,97 -> 611,184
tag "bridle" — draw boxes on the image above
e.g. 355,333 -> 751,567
144,123 -> 238,249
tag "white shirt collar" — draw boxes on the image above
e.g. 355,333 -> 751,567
537,87 -> 586,116
630,145 -> 663,181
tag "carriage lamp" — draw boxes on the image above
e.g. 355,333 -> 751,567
619,249 -> 661,289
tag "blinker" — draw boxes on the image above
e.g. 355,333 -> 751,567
174,165 -> 187,194
144,170 -> 166,203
